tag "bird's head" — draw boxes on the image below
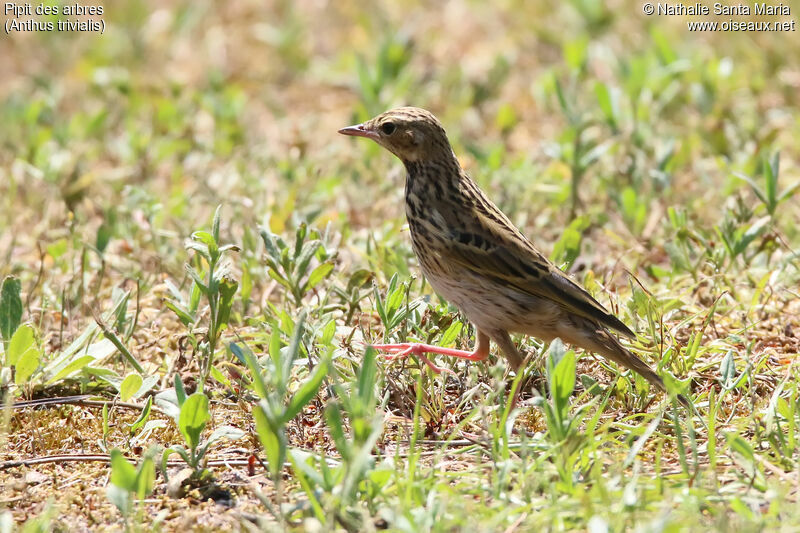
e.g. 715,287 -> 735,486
338,107 -> 453,163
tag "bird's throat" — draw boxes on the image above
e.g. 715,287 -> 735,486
403,156 -> 462,203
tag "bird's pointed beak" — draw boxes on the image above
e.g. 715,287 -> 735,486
338,122 -> 380,141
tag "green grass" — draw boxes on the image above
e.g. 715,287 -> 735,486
1,1 -> 799,531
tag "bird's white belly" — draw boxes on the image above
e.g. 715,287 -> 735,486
420,258 -> 562,338
421,262 -> 511,328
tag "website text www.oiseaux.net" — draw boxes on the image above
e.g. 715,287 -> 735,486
643,3 -> 796,32
687,18 -> 795,31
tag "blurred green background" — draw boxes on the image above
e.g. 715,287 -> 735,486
2,0 -> 797,249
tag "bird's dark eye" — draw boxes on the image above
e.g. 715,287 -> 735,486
380,122 -> 396,135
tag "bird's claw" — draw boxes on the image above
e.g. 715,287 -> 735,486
367,343 -> 456,375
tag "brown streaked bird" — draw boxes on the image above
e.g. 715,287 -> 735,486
339,107 -> 673,397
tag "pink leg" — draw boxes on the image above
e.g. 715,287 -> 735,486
370,331 -> 490,374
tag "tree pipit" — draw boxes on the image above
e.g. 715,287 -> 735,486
340,107 -> 682,400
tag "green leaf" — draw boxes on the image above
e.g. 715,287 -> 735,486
719,350 -> 736,388
563,37 -> 588,71
253,404 -> 286,479
44,293 -> 123,378
212,204 -> 222,243
594,82 -> 618,129
293,223 -> 308,261
134,455 -> 155,499
14,345 -> 41,386
495,103 -> 518,132
778,180 -> 800,203
288,450 -> 327,523
290,448 -> 328,489
268,328 -> 283,388
282,359 -> 328,424
579,140 -> 612,169
356,56 -> 377,106
551,216 -> 589,268
106,484 -> 130,515
324,401 -> 351,461
304,262 -> 334,292
120,373 -> 143,402
129,396 -> 153,434
8,324 -> 40,385
579,374 -> 603,396
295,239 -> 323,279
46,355 -> 94,384
439,321 -> 463,347
191,231 -> 218,261
320,320 -> 336,346
765,151 -> 779,212
164,300 -> 195,326
547,341 -> 576,415
374,286 -> 388,327
0,276 -> 23,343
215,275 -> 238,331
179,393 -> 210,450
174,374 -> 187,407
733,172 -> 767,205
736,216 -> 770,256
260,229 -> 282,264
218,244 -> 240,254
357,347 -> 377,408
132,420 -> 167,445
283,312 -> 307,388
651,27 -> 677,63
133,376 -> 159,400
205,425 -> 245,447
621,186 -> 645,231
189,279 -> 202,314
552,350 -> 576,407
7,323 -> 35,366
384,285 -> 405,319
234,341 -> 269,400
210,364 -> 232,389
96,221 -> 113,253
547,338 -> 567,370
109,449 -> 137,491
369,467 -> 392,489
161,445 -> 192,478
185,241 -> 211,260
267,269 -> 294,292
46,239 -> 68,260
553,76 -> 574,125
96,318 -> 145,375
725,431 -> 756,462
184,265 -> 209,294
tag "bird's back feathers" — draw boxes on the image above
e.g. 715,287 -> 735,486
410,167 -> 636,339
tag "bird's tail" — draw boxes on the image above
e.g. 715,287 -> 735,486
580,328 -> 691,407
559,320 -> 694,410
590,329 -> 666,392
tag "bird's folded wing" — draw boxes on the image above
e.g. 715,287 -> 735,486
442,229 -> 636,338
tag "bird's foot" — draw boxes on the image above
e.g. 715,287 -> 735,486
368,343 -> 452,374
369,342 -> 489,375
